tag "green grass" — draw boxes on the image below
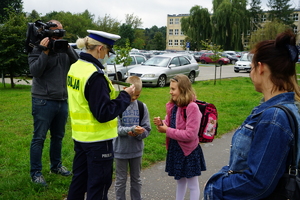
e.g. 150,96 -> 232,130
1,69 -> 299,199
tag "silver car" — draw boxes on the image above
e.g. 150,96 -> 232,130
106,54 -> 147,81
128,54 -> 200,87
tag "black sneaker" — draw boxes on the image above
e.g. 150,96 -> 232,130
50,166 -> 72,176
31,172 -> 48,187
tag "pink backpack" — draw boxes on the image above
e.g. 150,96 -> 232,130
183,100 -> 218,143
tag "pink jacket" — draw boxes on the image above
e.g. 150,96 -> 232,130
163,101 -> 202,156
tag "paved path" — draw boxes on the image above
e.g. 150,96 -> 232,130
107,131 -> 235,200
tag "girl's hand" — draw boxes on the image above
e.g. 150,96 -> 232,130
153,117 -> 163,126
157,122 -> 167,133
154,117 -> 167,133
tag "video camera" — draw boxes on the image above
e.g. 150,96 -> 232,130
25,20 -> 69,53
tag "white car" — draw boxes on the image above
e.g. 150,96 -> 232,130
106,54 -> 147,80
234,53 -> 251,73
127,54 -> 200,87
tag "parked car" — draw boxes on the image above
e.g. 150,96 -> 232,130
224,50 -> 240,58
106,54 -> 147,81
234,53 -> 251,73
193,52 -> 205,62
221,53 -> 239,64
130,52 -> 153,60
69,43 -> 86,55
127,54 -> 200,87
199,53 -> 230,65
181,53 -> 198,64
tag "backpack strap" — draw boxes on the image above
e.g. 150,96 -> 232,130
137,100 -> 144,125
119,100 -> 144,126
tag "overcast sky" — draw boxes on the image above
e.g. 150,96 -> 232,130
22,0 -> 297,29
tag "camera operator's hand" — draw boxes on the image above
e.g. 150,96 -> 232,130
40,37 -> 50,55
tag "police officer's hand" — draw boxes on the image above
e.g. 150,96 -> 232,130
40,37 -> 50,55
124,84 -> 135,97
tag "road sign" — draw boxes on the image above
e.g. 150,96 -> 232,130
186,42 -> 190,48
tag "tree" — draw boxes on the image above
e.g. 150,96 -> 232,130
249,0 -> 263,31
41,10 -> 98,42
249,20 -> 290,49
243,0 -> 264,50
114,39 -> 132,67
26,9 -> 40,22
116,23 -> 135,47
113,39 -> 132,86
132,29 -> 145,49
212,0 -> 249,50
124,13 -> 143,29
152,32 -> 165,50
181,5 -> 212,51
201,39 -> 223,62
0,9 -> 28,88
267,0 -> 295,26
95,14 -> 120,34
0,0 -> 23,23
144,25 -> 166,50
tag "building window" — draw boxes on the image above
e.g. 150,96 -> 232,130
175,29 -> 179,35
169,40 -> 173,46
169,29 -> 173,35
293,13 -> 299,21
181,30 -> 184,35
262,15 -> 267,22
244,39 -> 249,47
180,40 -> 184,46
174,40 -> 178,46
293,26 -> 298,34
169,18 -> 173,24
175,18 -> 180,24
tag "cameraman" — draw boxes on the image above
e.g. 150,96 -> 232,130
28,20 -> 78,186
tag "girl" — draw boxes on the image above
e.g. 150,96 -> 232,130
154,74 -> 206,200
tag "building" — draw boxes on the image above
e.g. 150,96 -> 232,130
166,14 -> 189,51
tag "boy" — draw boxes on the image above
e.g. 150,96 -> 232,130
113,76 -> 151,200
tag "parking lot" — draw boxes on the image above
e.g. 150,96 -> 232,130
196,64 -> 250,81
2,64 -> 250,87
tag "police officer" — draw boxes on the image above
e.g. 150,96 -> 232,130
66,30 -> 135,200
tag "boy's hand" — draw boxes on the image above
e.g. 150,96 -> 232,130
128,131 -> 136,136
134,126 -> 144,134
128,126 -> 144,136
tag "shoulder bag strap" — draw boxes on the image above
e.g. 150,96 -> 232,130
272,105 -> 298,175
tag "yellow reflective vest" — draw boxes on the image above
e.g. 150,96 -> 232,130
67,59 -> 117,142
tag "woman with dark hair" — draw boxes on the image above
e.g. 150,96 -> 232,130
154,74 -> 206,200
203,29 -> 300,199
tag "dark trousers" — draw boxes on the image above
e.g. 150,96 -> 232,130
67,140 -> 114,200
30,97 -> 68,177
